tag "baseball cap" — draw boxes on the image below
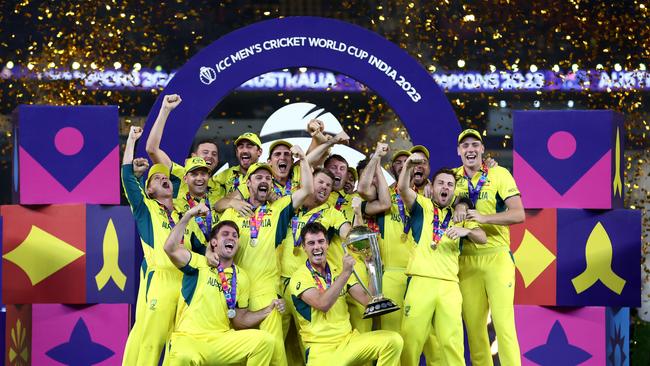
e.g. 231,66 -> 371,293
457,129 -> 483,144
409,145 -> 430,160
269,140 -> 293,154
235,132 -> 262,149
391,149 -> 411,162
347,167 -> 358,181
244,162 -> 273,181
184,157 -> 209,175
145,163 -> 170,193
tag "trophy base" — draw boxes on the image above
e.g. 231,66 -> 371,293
362,297 -> 400,318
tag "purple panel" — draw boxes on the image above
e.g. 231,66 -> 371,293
606,307 -> 630,366
514,110 -> 616,195
557,209 -> 641,306
136,17 -> 462,171
86,205 -> 137,304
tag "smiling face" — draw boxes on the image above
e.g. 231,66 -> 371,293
192,142 -> 219,172
343,170 -> 356,194
210,224 -> 239,261
269,145 -> 292,180
246,168 -> 273,204
303,231 -> 329,268
147,173 -> 172,199
457,136 -> 485,170
432,172 -> 456,207
325,158 -> 348,192
236,140 -> 262,170
410,152 -> 430,187
313,171 -> 334,204
184,168 -> 210,197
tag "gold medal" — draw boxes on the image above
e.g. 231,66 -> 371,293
250,238 -> 258,247
430,242 -> 438,250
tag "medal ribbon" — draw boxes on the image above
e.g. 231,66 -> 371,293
185,193 -> 212,240
216,264 -> 237,312
306,260 -> 332,292
249,204 -> 267,240
273,176 -> 292,197
158,201 -> 183,244
464,163 -> 488,206
393,188 -> 411,235
292,210 -> 323,247
233,173 -> 240,190
432,207 -> 452,243
335,193 -> 346,211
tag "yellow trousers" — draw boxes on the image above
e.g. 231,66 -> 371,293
123,268 -> 182,366
400,277 -> 464,366
382,270 -> 442,366
165,329 -> 275,365
250,288 -> 288,366
459,249 -> 521,366
346,261 -> 373,333
306,330 -> 403,366
280,276 -> 307,365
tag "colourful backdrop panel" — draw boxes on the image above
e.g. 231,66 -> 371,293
13,105 -> 119,205
510,209 -> 557,305
516,305 -> 605,365
32,304 -> 128,366
86,205 -> 137,304
5,304 -> 31,366
1,205 -> 86,304
513,110 -> 624,209
606,307 -> 630,366
557,209 -> 641,307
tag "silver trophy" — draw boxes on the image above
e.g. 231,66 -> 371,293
343,226 -> 399,318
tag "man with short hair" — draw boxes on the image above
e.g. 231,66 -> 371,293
267,140 -> 302,197
454,129 -> 525,366
344,167 -> 358,195
218,146 -> 313,366
398,158 -> 487,366
290,222 -> 403,366
163,205 -> 282,366
122,126 -> 187,366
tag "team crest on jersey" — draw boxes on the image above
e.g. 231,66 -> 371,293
296,281 -> 301,290
404,305 -> 411,317
149,299 -> 158,310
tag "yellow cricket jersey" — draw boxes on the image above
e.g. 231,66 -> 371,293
171,161 -> 225,205
219,195 -> 294,295
212,165 -> 250,199
290,261 -> 358,345
122,164 -> 186,272
279,203 -> 349,278
327,190 -> 357,221
272,164 -> 301,198
453,165 -> 520,250
408,194 -> 478,281
174,253 -> 250,334
364,188 -> 413,269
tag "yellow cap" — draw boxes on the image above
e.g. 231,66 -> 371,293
235,132 -> 262,149
269,140 -> 293,154
409,145 -> 430,160
391,149 -> 411,162
244,162 -> 273,181
184,157 -> 209,175
347,167 -> 358,181
457,129 -> 483,144
145,163 -> 170,193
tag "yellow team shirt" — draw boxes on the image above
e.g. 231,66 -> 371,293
272,164 -> 302,198
453,165 -> 520,251
174,253 -> 250,334
279,203 -> 349,278
171,161 -> 225,205
212,165 -> 250,199
121,164 -> 188,272
364,188 -> 413,269
407,194 -> 478,281
219,195 -> 294,295
290,262 -> 359,345
327,190 -> 357,221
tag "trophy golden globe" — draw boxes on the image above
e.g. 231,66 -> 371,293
343,226 -> 399,318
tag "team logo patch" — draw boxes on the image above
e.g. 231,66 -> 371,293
404,305 -> 411,317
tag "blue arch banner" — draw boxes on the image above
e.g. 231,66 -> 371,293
138,16 -> 461,168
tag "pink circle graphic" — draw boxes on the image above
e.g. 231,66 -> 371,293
547,131 -> 576,159
54,127 -> 85,156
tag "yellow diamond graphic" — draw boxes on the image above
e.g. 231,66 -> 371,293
513,229 -> 556,288
3,225 -> 85,286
